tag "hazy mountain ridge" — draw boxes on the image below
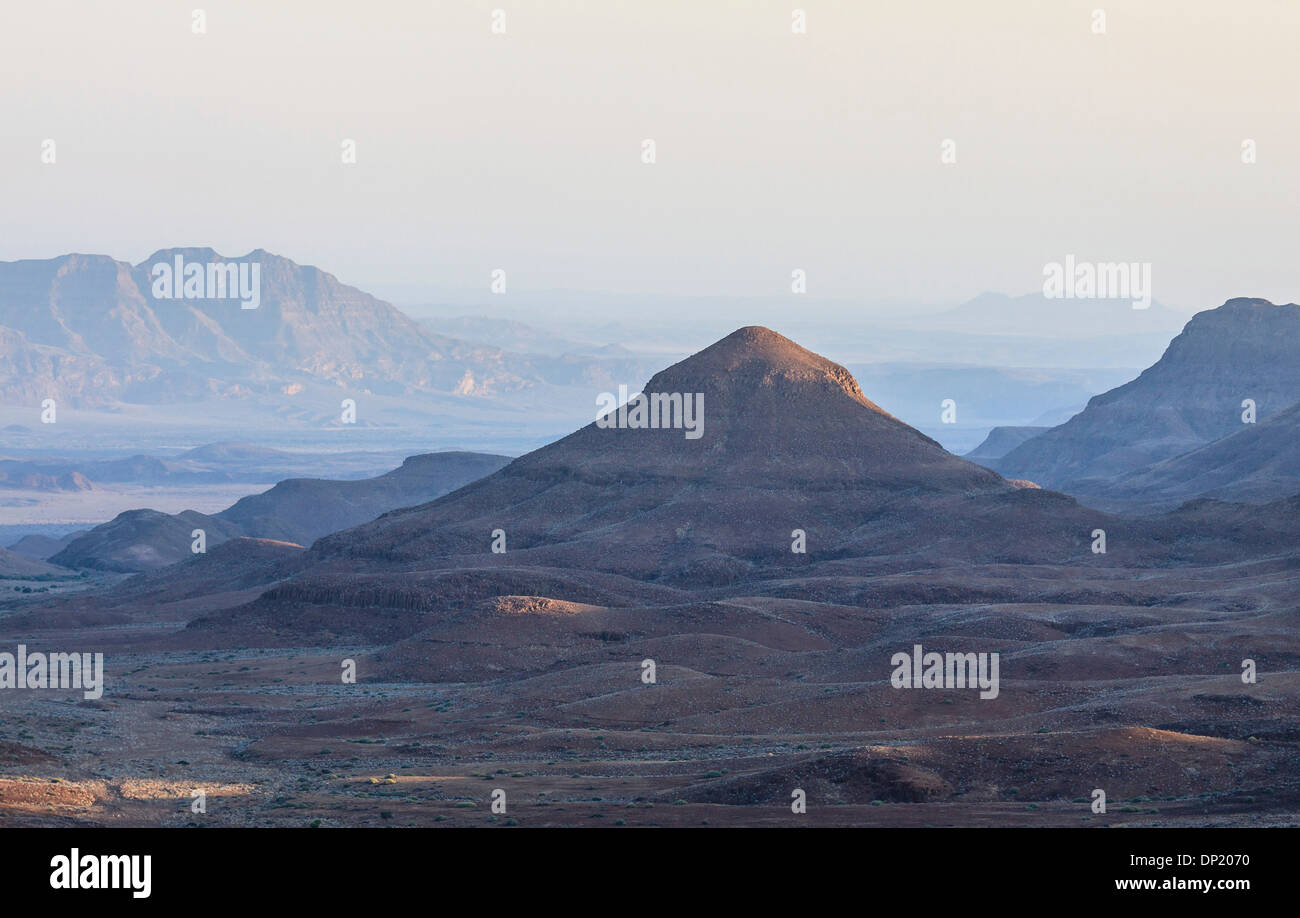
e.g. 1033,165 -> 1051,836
964,426 -> 1050,461
993,298 -> 1300,491
0,250 -> 661,420
923,291 -> 1189,338
49,450 -> 509,572
0,441 -> 419,492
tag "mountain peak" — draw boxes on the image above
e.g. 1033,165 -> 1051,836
137,246 -> 222,267
1216,296 -> 1294,310
717,324 -> 797,348
669,325 -> 838,370
314,328 -> 1011,571
647,325 -> 890,419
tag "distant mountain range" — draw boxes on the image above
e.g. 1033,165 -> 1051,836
916,291 -> 1190,338
0,249 -> 660,428
10,266 -> 1300,577
1,250 -> 1217,452
6,531 -> 86,560
846,364 -> 1131,449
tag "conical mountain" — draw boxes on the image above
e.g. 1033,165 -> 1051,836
499,326 -> 1005,487
313,327 -> 1015,577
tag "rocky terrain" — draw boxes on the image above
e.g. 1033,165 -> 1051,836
1,327 -> 1295,828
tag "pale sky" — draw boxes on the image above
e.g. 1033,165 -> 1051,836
1,0 -> 1297,312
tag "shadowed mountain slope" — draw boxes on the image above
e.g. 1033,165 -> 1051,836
1099,399 -> 1300,509
993,299 -> 1300,492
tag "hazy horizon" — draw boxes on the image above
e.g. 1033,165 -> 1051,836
3,0 -> 1297,319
